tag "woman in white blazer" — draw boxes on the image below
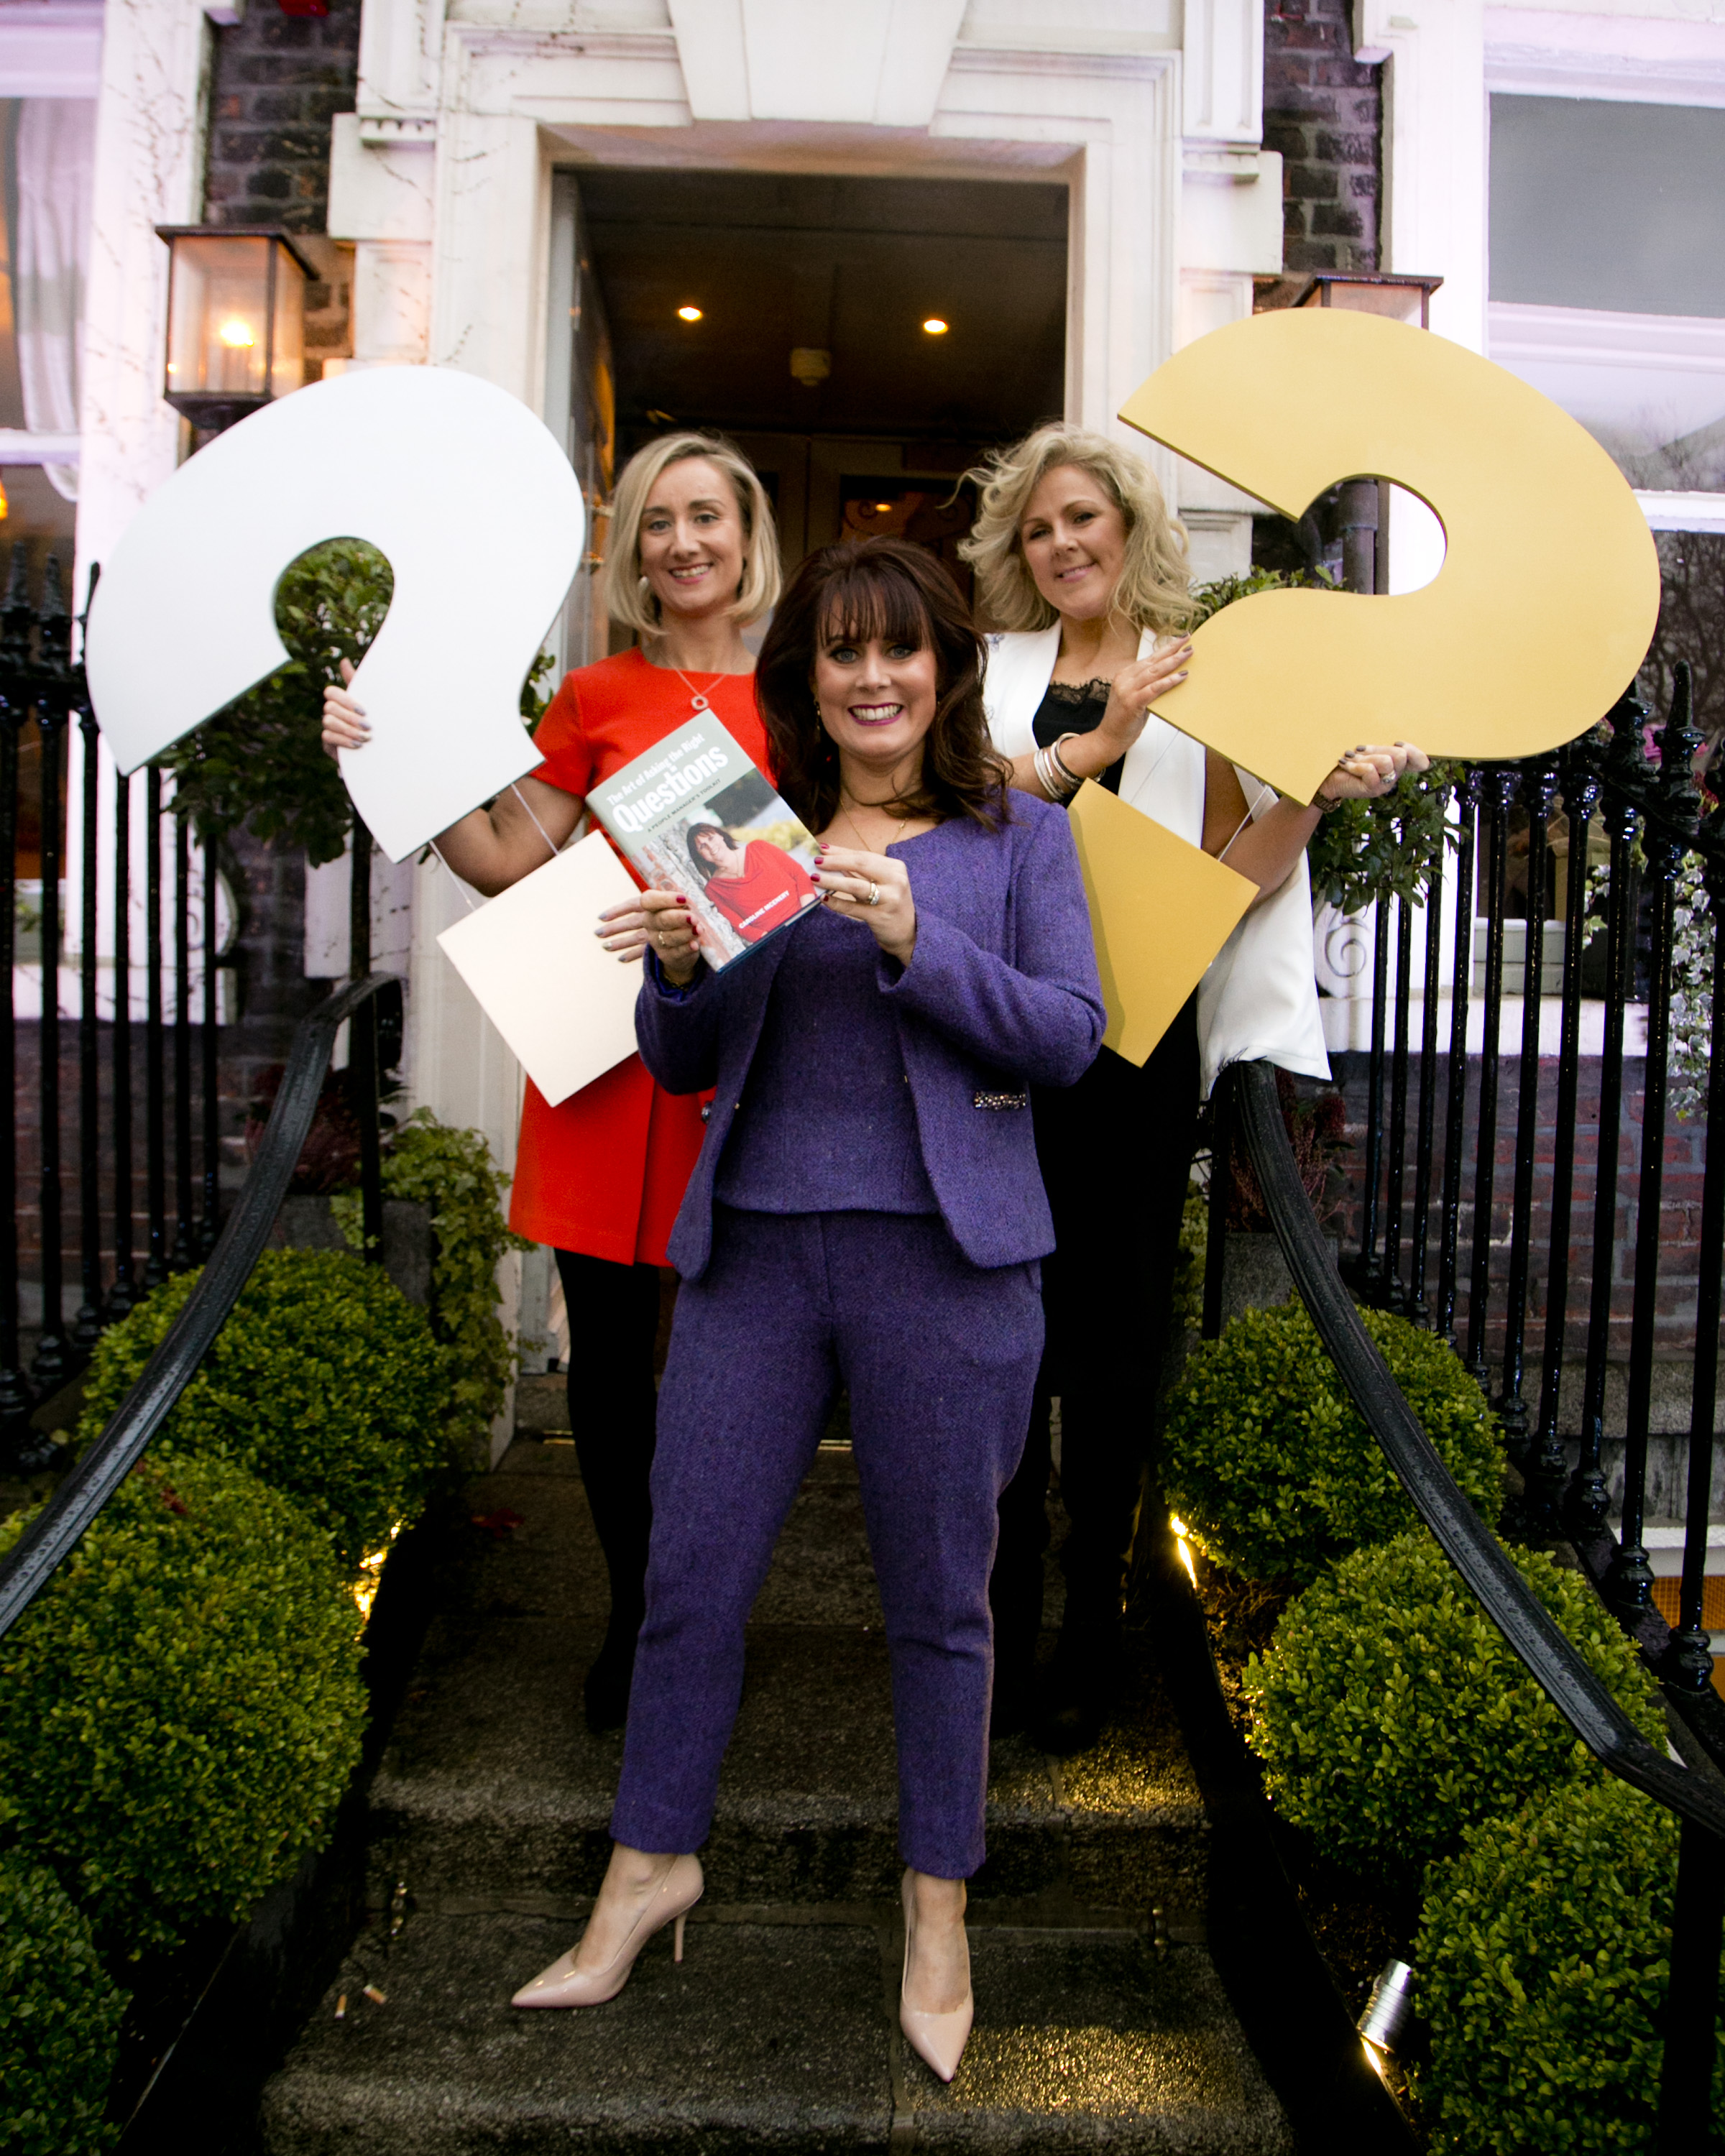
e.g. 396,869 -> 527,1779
959,423 -> 1425,1750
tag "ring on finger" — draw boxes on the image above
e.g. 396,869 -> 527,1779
865,880 -> 880,908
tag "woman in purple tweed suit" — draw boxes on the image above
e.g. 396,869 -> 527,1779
512,539 -> 1105,2080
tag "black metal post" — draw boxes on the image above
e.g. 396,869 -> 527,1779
201,834 -> 219,1256
1532,750 -> 1601,1534
1655,1820 -> 1725,2150
1465,766 -> 1517,1386
1607,683 -> 1700,1616
1408,831 -> 1446,1326
1348,911 -> 1390,1303
73,675 -> 102,1350
31,558 -> 69,1390
349,816 -> 383,1262
1202,1071 -> 1233,1342
144,765 -> 167,1289
1382,890 -> 1413,1311
1498,755 -> 1558,1457
171,811 -> 194,1270
1668,842 -> 1725,1693
106,770 -> 135,1321
1573,705 -> 1646,1539
1437,770 -> 1481,1344
0,548 -> 29,1455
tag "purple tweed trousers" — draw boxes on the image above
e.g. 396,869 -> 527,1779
610,1204 -> 1043,1880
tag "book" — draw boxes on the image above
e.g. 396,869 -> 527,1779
586,714 -> 821,970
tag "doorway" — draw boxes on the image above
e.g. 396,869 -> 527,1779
553,167 -> 1067,600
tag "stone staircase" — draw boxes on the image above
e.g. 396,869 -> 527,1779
257,1440 -> 1294,2152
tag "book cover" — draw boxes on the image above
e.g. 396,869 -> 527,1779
587,714 -> 821,970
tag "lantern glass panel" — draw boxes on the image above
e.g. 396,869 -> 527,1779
166,234 -> 273,401
1299,277 -> 1427,327
269,240 -> 306,397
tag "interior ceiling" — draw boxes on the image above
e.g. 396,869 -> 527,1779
576,169 -> 1067,446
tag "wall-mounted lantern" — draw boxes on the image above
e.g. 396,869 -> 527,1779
156,226 -> 314,433
1294,273 -> 1446,591
1294,271 -> 1444,328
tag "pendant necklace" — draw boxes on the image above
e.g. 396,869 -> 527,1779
669,664 -> 725,716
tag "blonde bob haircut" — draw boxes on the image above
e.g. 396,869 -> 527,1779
606,430 -> 782,636
958,423 -> 1196,637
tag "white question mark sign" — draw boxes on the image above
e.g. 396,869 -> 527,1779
84,367 -> 584,865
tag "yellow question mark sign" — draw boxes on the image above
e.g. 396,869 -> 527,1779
1121,307 -> 1662,805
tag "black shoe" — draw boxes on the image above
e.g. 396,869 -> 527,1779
1029,1692 -> 1108,1757
990,1667 -> 1034,1741
582,1634 -> 637,1733
1028,1622 -> 1123,1756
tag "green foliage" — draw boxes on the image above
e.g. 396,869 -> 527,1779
0,1454 -> 364,1955
1189,563 -> 1340,622
331,1112 -> 530,1470
1414,1774 -> 1724,2152
1171,1184 -> 1207,1340
1244,1531 -> 1666,1884
160,538 -> 392,866
1162,1300 -> 1504,1587
0,1852 -> 123,2155
77,1249 -> 451,1571
1305,755 -> 1463,917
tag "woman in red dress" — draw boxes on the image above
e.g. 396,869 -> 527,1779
684,822 -> 818,945
323,430 -> 782,1729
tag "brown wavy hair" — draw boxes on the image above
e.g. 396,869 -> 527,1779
757,539 -> 1011,834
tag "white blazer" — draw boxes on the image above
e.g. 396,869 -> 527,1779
983,625 -> 1330,1097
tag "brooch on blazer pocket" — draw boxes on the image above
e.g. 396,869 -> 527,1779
972,1089 -> 1029,1111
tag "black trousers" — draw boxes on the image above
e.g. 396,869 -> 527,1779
990,998 -> 1202,1687
554,1248 -> 664,1659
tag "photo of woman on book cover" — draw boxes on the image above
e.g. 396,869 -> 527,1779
684,819 -> 819,944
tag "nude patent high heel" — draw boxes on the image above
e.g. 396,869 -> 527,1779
898,1869 -> 973,2083
511,1853 -> 704,2009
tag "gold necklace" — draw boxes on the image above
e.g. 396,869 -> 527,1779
839,789 -> 910,853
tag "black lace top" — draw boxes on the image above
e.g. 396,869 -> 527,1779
1031,678 -> 1123,798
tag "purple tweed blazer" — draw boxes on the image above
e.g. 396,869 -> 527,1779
635,793 -> 1106,1279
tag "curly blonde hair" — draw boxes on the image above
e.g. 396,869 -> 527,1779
606,430 -> 781,635
957,424 -> 1196,635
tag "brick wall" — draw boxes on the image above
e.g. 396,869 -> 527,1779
1320,1053 -> 1709,1368
203,0 -> 360,234
1262,0 -> 1382,277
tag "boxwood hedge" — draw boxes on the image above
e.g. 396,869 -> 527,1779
78,1248 -> 450,1571
1243,1530 -> 1666,1882
1415,1774 -> 1724,2152
0,1851 -> 124,2155
1162,1300 -> 1504,1586
0,1452 -> 364,1955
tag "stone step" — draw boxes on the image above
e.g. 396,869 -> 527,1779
364,1445 -> 1207,1916
259,1897 -> 1294,2155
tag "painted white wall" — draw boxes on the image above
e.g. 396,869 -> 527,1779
1356,0 -> 1489,353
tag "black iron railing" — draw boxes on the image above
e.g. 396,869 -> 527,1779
1228,1059 -> 1725,2144
1328,676 -> 1725,1665
0,543 -> 277,1473
1200,663 -> 1725,2142
0,969 -> 396,1635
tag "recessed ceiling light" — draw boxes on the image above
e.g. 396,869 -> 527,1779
677,304 -> 703,323
922,317 -> 949,336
